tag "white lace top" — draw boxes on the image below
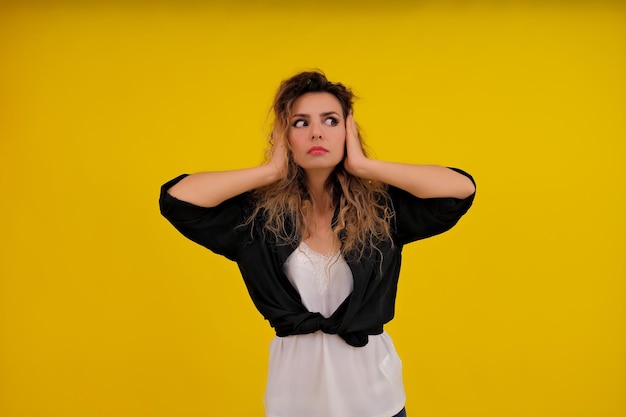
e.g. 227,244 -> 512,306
264,242 -> 406,417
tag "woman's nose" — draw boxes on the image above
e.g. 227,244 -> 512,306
311,123 -> 322,140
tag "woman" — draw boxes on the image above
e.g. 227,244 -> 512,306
159,70 -> 476,417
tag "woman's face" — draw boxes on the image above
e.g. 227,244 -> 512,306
287,92 -> 346,175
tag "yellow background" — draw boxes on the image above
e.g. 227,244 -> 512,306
1,1 -> 624,416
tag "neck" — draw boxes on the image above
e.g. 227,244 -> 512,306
305,171 -> 333,215
302,170 -> 337,252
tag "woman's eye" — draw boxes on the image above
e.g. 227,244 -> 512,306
292,120 -> 307,128
325,117 -> 339,126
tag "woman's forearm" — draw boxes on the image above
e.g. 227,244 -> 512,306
166,164 -> 281,207
356,160 -> 475,199
343,114 -> 474,199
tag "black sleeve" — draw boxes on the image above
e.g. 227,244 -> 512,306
158,174 -> 250,261
389,168 -> 476,245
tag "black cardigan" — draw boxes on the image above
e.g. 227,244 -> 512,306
159,170 -> 475,347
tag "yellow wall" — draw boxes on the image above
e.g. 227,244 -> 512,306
1,1 -> 624,416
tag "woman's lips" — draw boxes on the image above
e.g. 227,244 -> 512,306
308,146 -> 329,155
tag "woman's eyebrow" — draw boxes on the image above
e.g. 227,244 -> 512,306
291,111 -> 340,118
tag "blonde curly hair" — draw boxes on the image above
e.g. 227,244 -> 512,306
250,70 -> 394,261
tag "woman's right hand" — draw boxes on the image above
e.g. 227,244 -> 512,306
268,129 -> 288,181
166,130 -> 290,207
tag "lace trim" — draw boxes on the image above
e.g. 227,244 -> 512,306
296,242 -> 341,295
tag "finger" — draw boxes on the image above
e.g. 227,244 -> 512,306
346,113 -> 362,150
345,113 -> 355,142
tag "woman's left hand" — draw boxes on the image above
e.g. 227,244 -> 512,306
342,112 -> 475,198
343,112 -> 370,177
